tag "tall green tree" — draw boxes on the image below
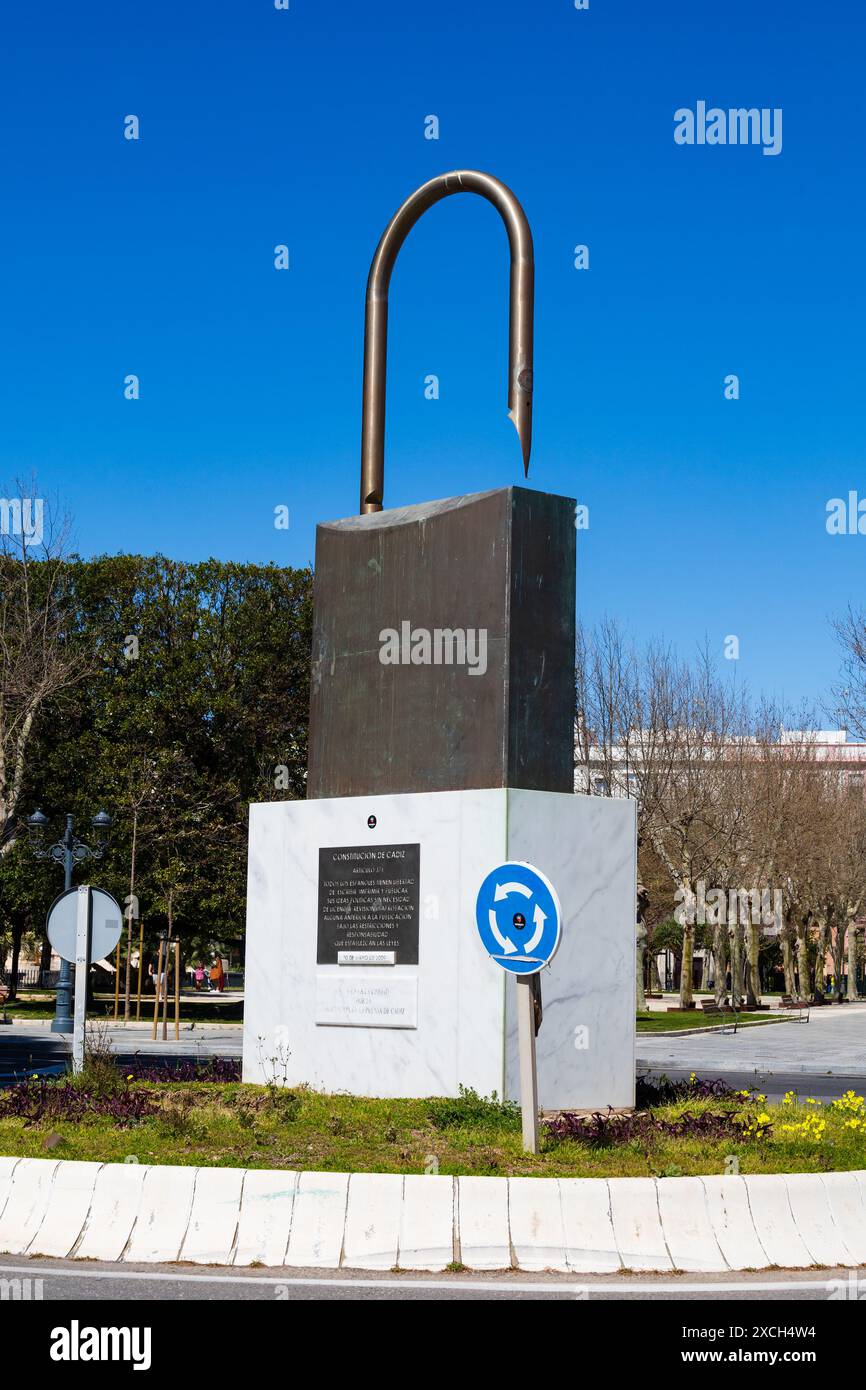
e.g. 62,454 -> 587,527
6,553 -> 313,970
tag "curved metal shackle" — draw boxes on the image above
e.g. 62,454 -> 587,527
359,169 -> 535,514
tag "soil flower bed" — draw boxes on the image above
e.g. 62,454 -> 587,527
0,1067 -> 864,1180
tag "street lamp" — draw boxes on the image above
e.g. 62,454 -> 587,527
26,809 -> 112,1032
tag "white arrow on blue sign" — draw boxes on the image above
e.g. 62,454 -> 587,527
475,861 -> 562,975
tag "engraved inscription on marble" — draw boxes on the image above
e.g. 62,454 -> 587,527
317,843 -> 420,964
315,975 -> 419,1029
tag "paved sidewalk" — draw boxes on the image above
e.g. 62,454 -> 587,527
637,1003 -> 866,1077
99,1021 -> 243,1057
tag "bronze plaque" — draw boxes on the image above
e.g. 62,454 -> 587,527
316,843 -> 420,964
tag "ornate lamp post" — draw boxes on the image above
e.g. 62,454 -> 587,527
26,809 -> 112,1032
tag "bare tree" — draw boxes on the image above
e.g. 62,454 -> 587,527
635,649 -> 756,1008
832,606 -> 866,736
576,624 -> 754,1007
0,482 -> 85,855
578,616 -> 866,1013
777,754 -> 866,1001
575,620 -> 681,1000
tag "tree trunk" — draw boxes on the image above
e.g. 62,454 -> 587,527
847,923 -> 860,1001
744,923 -> 761,1006
124,807 -> 139,1022
7,918 -> 23,1002
814,923 -> 829,996
649,951 -> 662,994
635,919 -> 647,1011
679,923 -> 695,1008
831,922 -> 846,1001
781,929 -> 796,997
729,924 -> 743,1011
713,924 -> 728,1004
39,932 -> 52,980
795,922 -> 811,1001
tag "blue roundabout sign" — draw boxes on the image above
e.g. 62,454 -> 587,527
475,861 -> 562,976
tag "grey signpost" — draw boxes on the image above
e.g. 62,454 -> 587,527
72,888 -> 91,1074
26,809 -> 112,1032
516,977 -> 541,1153
46,885 -> 123,1071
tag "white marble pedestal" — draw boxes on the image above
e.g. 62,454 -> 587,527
242,788 -> 636,1110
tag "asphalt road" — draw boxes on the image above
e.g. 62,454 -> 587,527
4,1018 -> 865,1103
0,1021 -> 240,1083
0,1257 -> 859,1301
0,1029 -> 67,1082
637,1067 -> 866,1103
638,1005 -> 866,1100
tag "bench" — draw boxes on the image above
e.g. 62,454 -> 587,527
779,993 -> 810,1020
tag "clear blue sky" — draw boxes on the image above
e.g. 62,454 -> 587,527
1,0 -> 863,717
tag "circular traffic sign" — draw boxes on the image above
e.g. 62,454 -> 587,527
46,887 -> 124,964
475,861 -> 562,975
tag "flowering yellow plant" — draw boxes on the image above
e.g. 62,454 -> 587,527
778,1112 -> 827,1142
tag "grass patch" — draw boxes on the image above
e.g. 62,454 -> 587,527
636,1010 -> 789,1032
0,996 -> 243,1023
0,1072 -> 863,1179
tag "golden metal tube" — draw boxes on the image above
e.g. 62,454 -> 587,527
161,936 -> 170,1042
151,938 -> 163,1041
360,170 -> 534,513
174,940 -> 180,1042
136,918 -> 144,1022
113,942 -> 121,1019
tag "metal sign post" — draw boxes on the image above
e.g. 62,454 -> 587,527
475,860 -> 563,1155
45,885 -> 123,1071
72,886 -> 92,1075
516,977 -> 540,1152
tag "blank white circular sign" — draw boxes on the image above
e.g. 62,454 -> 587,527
47,887 -> 124,964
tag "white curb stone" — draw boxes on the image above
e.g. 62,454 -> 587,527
343,1172 -> 404,1271
398,1174 -> 454,1271
559,1178 -> 620,1273
821,1171 -> 866,1265
657,1176 -> 728,1272
75,1162 -> 148,1261
180,1166 -> 245,1265
124,1164 -> 197,1263
742,1175 -> 812,1269
783,1173 -> 852,1267
508,1176 -> 568,1272
608,1176 -> 672,1271
0,1157 -> 20,1225
27,1160 -> 102,1258
700,1175 -> 769,1271
0,1159 -> 59,1256
285,1172 -> 349,1268
458,1175 -> 511,1269
233,1169 -> 298,1267
0,1157 -> 863,1273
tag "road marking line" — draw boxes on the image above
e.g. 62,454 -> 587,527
0,1263 -> 854,1293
